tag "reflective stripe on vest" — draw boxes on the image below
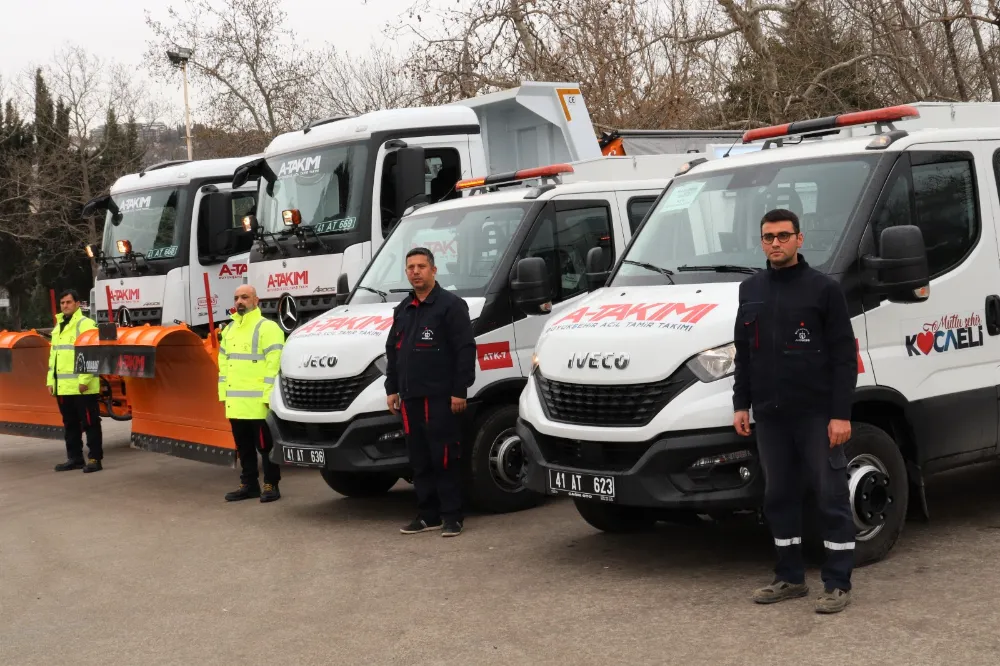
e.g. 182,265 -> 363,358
263,377 -> 275,385
52,345 -> 75,351
56,373 -> 79,380
227,319 -> 269,361
227,390 -> 264,398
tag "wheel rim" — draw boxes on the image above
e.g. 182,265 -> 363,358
488,429 -> 525,493
848,453 -> 893,541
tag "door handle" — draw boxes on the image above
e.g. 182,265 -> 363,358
985,295 -> 1000,336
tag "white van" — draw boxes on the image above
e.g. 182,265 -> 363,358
516,104 -> 1000,564
266,164 -> 674,513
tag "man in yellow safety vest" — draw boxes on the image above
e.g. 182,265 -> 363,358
218,284 -> 285,502
49,289 -> 104,473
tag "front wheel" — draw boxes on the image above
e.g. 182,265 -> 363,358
320,470 -> 399,498
464,404 -> 544,513
846,423 -> 909,566
574,500 -> 655,533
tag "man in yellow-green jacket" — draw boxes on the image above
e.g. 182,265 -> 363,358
219,285 -> 285,503
49,289 -> 104,473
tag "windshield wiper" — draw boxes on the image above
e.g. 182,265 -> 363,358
622,259 -> 675,284
676,264 -> 761,275
356,286 -> 388,302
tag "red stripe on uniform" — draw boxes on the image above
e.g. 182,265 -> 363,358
85,408 -> 91,427
401,401 -> 410,434
259,425 -> 266,451
424,397 -> 429,422
443,442 -> 448,470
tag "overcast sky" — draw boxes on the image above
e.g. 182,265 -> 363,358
0,0 -> 440,120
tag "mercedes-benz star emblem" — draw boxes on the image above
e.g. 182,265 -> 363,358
116,306 -> 133,327
278,295 -> 298,332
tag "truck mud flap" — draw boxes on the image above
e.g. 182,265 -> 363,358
76,325 -> 236,466
0,331 -> 64,439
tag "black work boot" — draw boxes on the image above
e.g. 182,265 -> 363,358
55,459 -> 85,472
225,483 -> 261,502
260,482 -> 281,503
82,458 -> 103,473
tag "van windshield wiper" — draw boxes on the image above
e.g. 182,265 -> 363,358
622,259 -> 675,284
676,264 -> 760,275
355,285 -> 388,302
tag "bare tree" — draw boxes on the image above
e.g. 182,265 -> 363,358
145,0 -> 323,137
314,44 -> 420,117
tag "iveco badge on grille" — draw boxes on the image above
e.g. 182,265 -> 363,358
567,352 -> 630,370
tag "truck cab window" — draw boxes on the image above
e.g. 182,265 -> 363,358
520,202 -> 613,303
874,153 -> 979,278
380,148 -> 462,237
627,197 -> 656,233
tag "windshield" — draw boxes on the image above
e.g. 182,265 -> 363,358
259,143 -> 369,235
351,203 -> 531,305
103,187 -> 186,259
613,155 -> 879,285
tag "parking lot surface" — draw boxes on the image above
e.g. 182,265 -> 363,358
2,422 -> 1000,665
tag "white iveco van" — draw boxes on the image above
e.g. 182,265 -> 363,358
517,103 -> 1000,565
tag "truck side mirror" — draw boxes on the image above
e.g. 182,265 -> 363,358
335,272 -> 350,305
204,194 -> 240,258
585,246 -> 610,291
862,225 -> 930,302
393,146 -> 427,219
511,257 -> 552,314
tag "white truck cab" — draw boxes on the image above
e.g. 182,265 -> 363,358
266,162 -> 676,512
82,157 -> 260,332
516,103 -> 1000,564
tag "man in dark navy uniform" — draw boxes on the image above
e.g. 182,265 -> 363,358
733,209 -> 858,614
385,247 -> 476,537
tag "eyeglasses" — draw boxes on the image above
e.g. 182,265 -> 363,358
761,232 -> 797,244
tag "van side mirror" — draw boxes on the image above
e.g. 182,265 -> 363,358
393,146 -> 427,219
862,225 -> 929,302
585,247 -> 610,291
511,257 -> 552,314
335,272 -> 350,305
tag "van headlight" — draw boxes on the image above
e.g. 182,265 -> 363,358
530,353 -> 540,376
686,343 -> 736,383
374,354 -> 388,375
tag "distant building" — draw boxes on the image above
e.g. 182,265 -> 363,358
90,121 -> 173,144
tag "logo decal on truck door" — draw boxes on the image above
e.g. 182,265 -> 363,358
905,312 -> 983,356
477,342 -> 514,370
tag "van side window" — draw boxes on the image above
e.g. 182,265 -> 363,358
627,197 -> 656,233
873,152 -> 978,278
910,154 -> 978,276
520,202 -> 613,303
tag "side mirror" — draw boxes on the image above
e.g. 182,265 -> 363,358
82,194 -> 117,220
862,225 -> 930,301
205,195 -> 239,257
335,272 -> 350,305
393,146 -> 427,219
232,163 -> 252,189
585,246 -> 610,291
511,257 -> 552,314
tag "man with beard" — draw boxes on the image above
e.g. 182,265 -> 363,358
219,285 -> 286,502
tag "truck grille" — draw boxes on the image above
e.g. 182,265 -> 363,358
280,363 -> 381,412
535,366 -> 696,427
536,435 -> 653,472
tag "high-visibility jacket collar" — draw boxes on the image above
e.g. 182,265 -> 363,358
60,308 -> 84,331
230,306 -> 263,329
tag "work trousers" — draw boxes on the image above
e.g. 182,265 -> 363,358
402,396 -> 463,524
229,419 -> 281,486
57,394 -> 103,462
756,415 -> 855,591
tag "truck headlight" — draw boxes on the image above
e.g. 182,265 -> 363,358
686,343 -> 736,383
374,354 -> 388,375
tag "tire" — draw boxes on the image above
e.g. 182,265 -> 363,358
320,470 -> 398,498
846,422 -> 909,566
802,422 -> 909,566
463,404 -> 544,513
574,499 -> 655,533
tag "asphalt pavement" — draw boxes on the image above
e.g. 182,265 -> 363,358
2,422 -> 1000,666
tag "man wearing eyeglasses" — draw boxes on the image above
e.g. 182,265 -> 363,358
732,208 -> 858,614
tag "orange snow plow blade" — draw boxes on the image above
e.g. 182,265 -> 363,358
75,325 -> 235,465
0,330 -> 64,438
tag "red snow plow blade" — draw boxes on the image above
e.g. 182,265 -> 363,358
75,325 -> 235,465
0,330 -> 65,438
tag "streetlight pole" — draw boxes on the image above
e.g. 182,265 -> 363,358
181,60 -> 193,160
167,47 -> 195,161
